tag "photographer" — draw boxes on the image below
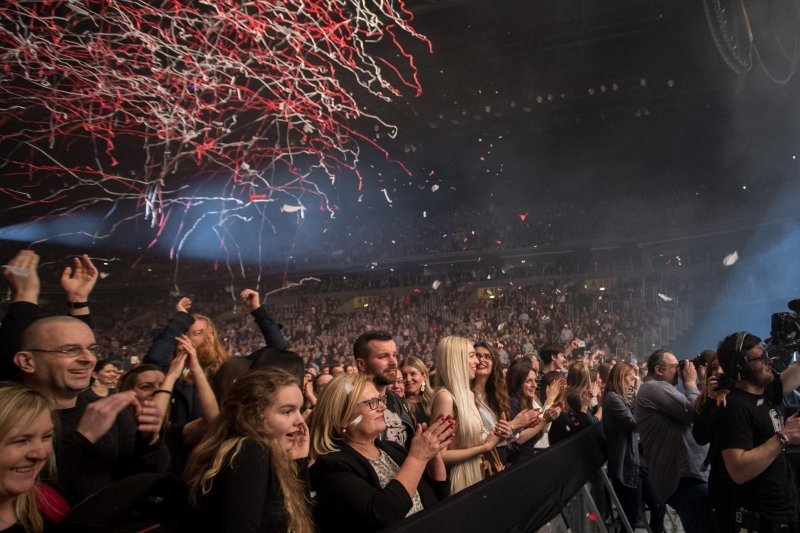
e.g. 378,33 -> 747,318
715,332 -> 800,532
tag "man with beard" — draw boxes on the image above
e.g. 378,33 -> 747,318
353,331 -> 414,448
635,349 -> 715,533
715,332 -> 800,532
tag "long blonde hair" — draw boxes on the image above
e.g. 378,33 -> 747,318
434,336 -> 483,493
192,314 -> 229,375
184,369 -> 313,533
310,374 -> 372,460
0,384 -> 56,533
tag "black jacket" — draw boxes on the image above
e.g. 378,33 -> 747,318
309,440 -> 449,533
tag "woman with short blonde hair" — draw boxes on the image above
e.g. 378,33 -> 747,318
310,374 -> 453,532
0,384 -> 56,533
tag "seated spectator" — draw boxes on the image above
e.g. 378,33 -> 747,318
400,356 -> 433,427
430,336 -> 502,493
13,316 -> 169,504
0,383 -> 55,533
309,374 -> 452,533
185,368 -> 312,533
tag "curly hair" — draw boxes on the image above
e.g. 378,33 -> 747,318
184,369 -> 313,533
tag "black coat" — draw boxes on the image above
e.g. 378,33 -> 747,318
310,440 -> 449,533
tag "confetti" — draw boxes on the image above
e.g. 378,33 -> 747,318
432,280 -> 442,290
722,251 -> 739,267
657,293 -> 673,302
1,266 -> 29,277
431,184 -> 440,192
350,414 -> 363,425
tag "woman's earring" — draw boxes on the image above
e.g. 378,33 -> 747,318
421,381 -> 426,393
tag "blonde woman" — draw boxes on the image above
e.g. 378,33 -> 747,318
0,384 -> 55,533
400,356 -> 434,426
309,374 -> 452,533
430,336 -> 503,494
184,368 -> 313,533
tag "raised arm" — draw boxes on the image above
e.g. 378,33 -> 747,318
240,289 -> 288,350
176,335 -> 220,445
60,254 -> 98,322
0,250 -> 42,380
143,296 -> 194,371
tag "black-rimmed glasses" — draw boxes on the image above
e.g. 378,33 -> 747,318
357,395 -> 387,410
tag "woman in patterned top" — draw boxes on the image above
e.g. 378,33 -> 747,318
309,374 -> 453,533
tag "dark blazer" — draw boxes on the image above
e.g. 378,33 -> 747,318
602,391 -> 640,487
309,440 -> 449,533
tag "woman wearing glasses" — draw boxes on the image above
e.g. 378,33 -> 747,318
309,374 -> 453,533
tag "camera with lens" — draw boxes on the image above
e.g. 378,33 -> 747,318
766,299 -> 800,372
678,352 -> 708,372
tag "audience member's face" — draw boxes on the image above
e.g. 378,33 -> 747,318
388,373 -> 405,397
523,370 -> 538,399
94,364 -> 119,387
187,319 -> 208,349
357,339 -> 398,386
347,382 -> 386,441
401,365 -> 425,396
0,409 -> 53,500
474,345 -> 493,378
554,352 -> 566,370
467,346 -> 479,380
331,365 -> 344,377
624,370 -> 637,391
132,370 -> 166,403
262,385 -> 305,452
345,365 -> 358,375
745,344 -> 773,388
29,323 -> 97,395
656,352 -> 679,385
314,373 -> 334,395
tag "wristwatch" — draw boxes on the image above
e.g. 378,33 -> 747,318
775,431 -> 788,449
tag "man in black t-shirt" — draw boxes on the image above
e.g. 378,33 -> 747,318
716,332 -> 800,532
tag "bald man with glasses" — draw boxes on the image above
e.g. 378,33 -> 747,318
13,315 -> 170,504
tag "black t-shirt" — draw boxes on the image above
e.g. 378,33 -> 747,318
716,377 -> 799,521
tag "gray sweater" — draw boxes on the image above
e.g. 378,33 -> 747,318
634,378 -> 707,502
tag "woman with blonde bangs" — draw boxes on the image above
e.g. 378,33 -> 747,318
0,384 -> 56,533
400,356 -> 433,426
309,374 -> 452,533
184,368 -> 313,533
430,336 -> 502,494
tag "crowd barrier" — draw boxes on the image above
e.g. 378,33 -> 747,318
384,424 -> 608,533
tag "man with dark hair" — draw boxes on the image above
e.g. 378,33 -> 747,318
715,332 -> 800,532
635,349 -> 714,533
353,330 -> 414,447
539,343 -> 566,375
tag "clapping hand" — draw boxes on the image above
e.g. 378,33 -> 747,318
61,254 -> 98,302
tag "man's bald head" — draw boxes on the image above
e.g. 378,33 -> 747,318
21,316 -> 92,351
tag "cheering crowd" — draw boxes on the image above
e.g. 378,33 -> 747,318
0,248 -> 798,533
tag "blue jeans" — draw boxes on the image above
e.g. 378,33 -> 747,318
666,477 -> 717,533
